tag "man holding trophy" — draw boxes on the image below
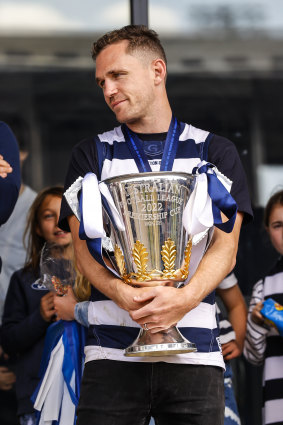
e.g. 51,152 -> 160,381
59,25 -> 252,425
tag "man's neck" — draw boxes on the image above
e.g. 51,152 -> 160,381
126,105 -> 172,134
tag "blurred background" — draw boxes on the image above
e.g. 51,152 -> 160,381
0,1 -> 283,422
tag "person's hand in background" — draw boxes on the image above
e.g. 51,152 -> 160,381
0,122 -> 21,225
0,155 -> 13,178
222,340 -> 242,361
40,292 -> 56,322
251,301 -> 264,326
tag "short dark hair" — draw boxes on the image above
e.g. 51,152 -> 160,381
264,189 -> 283,227
92,25 -> 167,65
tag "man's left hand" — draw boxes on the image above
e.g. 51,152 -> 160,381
129,286 -> 196,333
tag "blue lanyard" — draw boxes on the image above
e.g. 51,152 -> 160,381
122,116 -> 180,172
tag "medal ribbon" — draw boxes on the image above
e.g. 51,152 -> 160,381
122,115 -> 180,172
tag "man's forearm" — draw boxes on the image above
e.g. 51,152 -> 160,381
183,212 -> 244,308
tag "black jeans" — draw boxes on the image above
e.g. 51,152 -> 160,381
76,360 -> 224,425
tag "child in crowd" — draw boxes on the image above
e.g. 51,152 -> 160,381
1,186 -> 72,425
244,190 -> 283,425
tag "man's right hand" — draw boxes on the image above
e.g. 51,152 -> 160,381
0,155 -> 13,178
0,366 -> 16,391
40,292 -> 56,322
116,281 -> 156,312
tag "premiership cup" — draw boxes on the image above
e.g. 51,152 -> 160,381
102,171 -> 198,356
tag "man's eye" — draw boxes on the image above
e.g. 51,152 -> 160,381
114,72 -> 125,79
97,80 -> 105,88
271,223 -> 283,229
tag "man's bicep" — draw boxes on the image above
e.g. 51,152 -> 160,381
68,215 -> 94,274
59,139 -> 99,230
228,211 -> 244,261
68,214 -> 80,243
212,211 -> 243,246
209,211 -> 244,273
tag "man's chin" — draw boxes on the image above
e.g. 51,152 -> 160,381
114,111 -> 130,123
115,114 -> 139,126
115,115 -> 125,124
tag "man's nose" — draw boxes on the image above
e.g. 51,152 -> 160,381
104,80 -> 118,98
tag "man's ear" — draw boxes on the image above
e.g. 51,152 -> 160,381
152,59 -> 167,85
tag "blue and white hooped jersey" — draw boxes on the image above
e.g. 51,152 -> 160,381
97,122 -> 211,180
84,122 -> 225,368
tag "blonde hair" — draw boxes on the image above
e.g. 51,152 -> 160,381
73,267 -> 91,302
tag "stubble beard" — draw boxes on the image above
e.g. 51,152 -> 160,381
115,100 -> 150,127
